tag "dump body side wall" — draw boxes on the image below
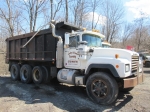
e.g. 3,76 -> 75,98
6,29 -> 57,62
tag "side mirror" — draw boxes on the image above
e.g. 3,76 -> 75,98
65,33 -> 69,45
142,56 -> 147,60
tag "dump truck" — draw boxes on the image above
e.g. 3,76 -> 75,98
5,21 -> 144,105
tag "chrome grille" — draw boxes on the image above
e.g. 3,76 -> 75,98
132,55 -> 139,73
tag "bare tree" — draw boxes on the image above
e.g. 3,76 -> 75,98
101,0 -> 124,43
70,0 -> 89,26
49,0 -> 63,20
50,0 -> 53,20
121,23 -> 134,48
70,0 -> 81,25
90,0 -> 102,29
132,18 -> 149,51
20,0 -> 47,32
65,0 -> 68,22
0,0 -> 22,37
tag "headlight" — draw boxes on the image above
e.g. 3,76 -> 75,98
125,64 -> 130,72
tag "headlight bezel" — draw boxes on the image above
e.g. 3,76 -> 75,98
125,64 -> 130,72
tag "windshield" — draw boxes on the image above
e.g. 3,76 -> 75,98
82,34 -> 102,47
102,44 -> 111,48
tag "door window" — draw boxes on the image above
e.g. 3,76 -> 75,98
69,35 -> 79,47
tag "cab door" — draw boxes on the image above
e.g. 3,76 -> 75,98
64,35 -> 80,69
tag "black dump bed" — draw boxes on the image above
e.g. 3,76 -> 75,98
6,21 -> 80,63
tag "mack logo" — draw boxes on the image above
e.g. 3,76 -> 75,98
133,53 -> 138,56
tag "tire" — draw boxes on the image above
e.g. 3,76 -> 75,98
20,64 -> 32,83
42,66 -> 50,84
145,62 -> 150,67
10,64 -> 20,80
86,72 -> 118,105
32,66 -> 45,84
120,87 -> 134,92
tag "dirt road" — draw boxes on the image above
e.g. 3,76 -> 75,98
0,68 -> 150,112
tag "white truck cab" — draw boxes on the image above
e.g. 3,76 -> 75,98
63,30 -> 138,77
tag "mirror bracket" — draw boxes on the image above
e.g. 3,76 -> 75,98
78,41 -> 88,45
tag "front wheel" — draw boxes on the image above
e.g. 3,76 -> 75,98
86,72 -> 118,105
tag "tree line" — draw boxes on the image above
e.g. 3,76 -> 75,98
0,0 -> 150,52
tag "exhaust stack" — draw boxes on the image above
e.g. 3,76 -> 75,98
50,23 -> 62,43
50,22 -> 63,68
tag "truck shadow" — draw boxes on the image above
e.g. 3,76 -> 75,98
109,92 -> 133,111
0,76 -> 133,112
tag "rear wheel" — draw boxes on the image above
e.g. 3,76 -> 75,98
32,66 -> 45,84
86,72 -> 118,105
10,64 -> 20,80
20,64 -> 32,83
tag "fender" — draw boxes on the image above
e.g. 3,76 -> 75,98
85,64 -> 119,77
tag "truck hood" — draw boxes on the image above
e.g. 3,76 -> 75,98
92,48 -> 139,60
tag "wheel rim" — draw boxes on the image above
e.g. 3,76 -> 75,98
33,69 -> 40,81
91,79 -> 108,99
11,66 -> 17,78
22,68 -> 28,81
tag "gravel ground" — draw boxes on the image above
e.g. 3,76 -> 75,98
0,68 -> 150,112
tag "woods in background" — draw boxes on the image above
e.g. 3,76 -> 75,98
0,0 -> 150,51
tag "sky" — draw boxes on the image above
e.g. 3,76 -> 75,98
81,0 -> 150,41
123,0 -> 150,22
83,0 -> 150,26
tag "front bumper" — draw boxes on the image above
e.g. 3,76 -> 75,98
123,73 -> 144,88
